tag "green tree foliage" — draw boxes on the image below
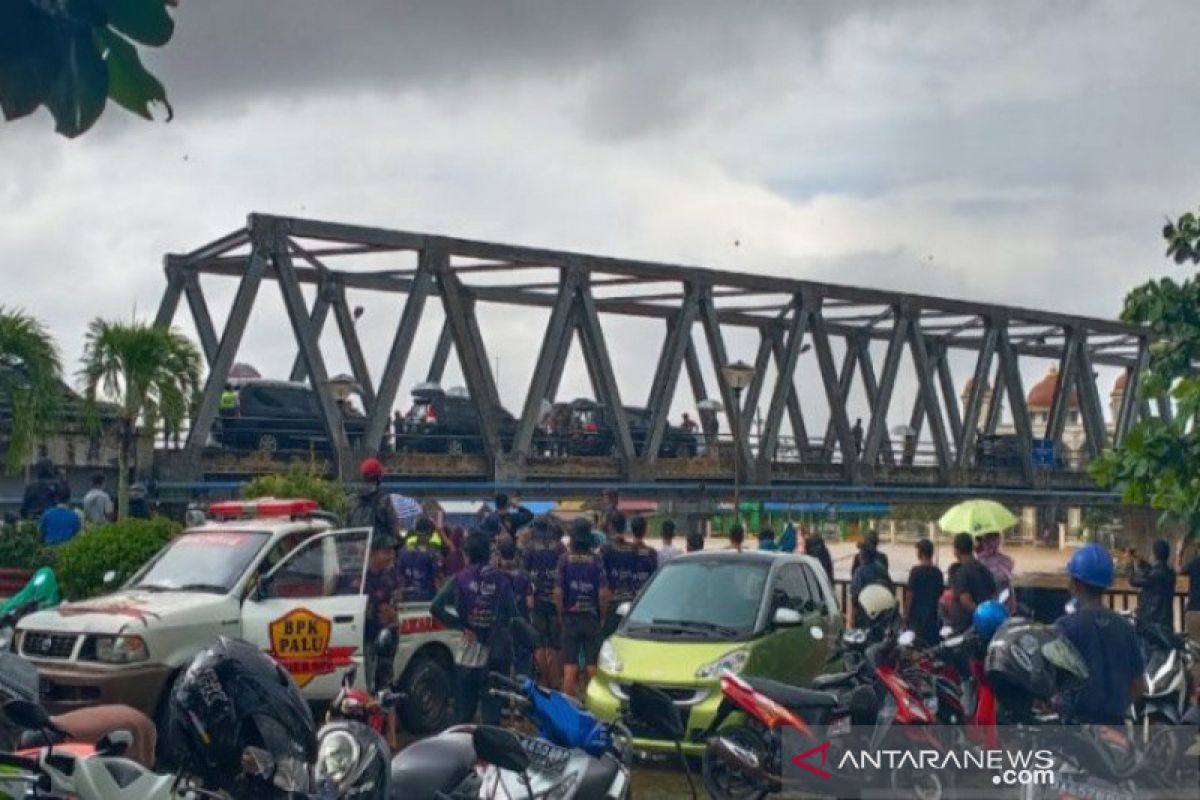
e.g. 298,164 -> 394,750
0,308 -> 62,473
0,519 -> 56,572
1092,208 -> 1200,538
243,465 -> 349,519
80,320 -> 202,520
0,0 -> 175,138
56,516 -> 179,599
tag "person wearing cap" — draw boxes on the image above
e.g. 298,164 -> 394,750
1055,544 -> 1146,724
348,458 -> 400,546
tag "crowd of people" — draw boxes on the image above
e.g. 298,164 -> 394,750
13,459 -> 124,546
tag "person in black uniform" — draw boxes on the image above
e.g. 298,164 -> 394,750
557,519 -> 609,698
523,516 -> 566,688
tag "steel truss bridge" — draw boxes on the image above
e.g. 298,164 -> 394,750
153,213 -> 1156,505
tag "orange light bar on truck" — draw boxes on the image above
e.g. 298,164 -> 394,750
208,498 -> 320,519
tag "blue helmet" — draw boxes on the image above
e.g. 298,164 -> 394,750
973,600 -> 1008,641
1067,543 -> 1114,589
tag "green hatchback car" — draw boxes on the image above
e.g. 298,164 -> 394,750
586,550 -> 842,754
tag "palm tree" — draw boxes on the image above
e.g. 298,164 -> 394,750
0,308 -> 63,473
80,319 -> 203,519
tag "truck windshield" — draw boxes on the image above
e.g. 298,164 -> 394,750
624,559 -> 769,639
133,531 -> 271,593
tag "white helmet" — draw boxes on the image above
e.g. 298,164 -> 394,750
857,584 -> 897,622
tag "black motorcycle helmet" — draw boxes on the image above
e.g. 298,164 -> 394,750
164,637 -> 317,790
984,619 -> 1088,720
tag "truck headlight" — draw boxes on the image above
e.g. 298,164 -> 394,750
599,640 -> 623,675
93,635 -> 149,664
315,730 -> 360,785
695,649 -> 749,679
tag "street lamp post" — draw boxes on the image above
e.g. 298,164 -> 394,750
721,360 -> 757,523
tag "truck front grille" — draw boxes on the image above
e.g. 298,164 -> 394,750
21,632 -> 78,660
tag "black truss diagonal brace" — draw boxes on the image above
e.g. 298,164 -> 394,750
438,267 -> 505,461
331,284 -> 376,411
183,272 -> 219,365
855,338 -> 895,466
364,252 -> 435,454
996,325 -> 1035,482
935,346 -> 962,451
643,286 -> 700,463
575,268 -> 635,463
769,330 -> 809,462
1045,329 -> 1081,447
739,333 -> 774,441
822,341 -> 858,460
426,320 -> 453,384
513,268 -> 580,459
760,301 -> 811,466
862,314 -> 907,477
1113,340 -> 1147,447
699,287 -> 751,471
908,318 -> 952,480
1074,339 -> 1108,457
289,286 -> 332,383
810,298 -> 857,475
272,228 -> 352,473
957,324 -> 997,468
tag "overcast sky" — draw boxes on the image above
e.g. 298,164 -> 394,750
3,1 -> 1197,437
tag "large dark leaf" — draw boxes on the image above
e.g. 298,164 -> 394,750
0,0 -> 67,120
96,0 -> 173,46
97,28 -> 171,121
43,27 -> 108,137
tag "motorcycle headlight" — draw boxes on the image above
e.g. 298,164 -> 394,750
695,649 -> 749,679
93,635 -> 148,664
599,640 -> 623,675
316,730 -> 360,786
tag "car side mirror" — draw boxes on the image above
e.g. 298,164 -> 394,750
616,602 -> 631,618
95,729 -> 133,758
773,607 -> 802,627
102,570 -> 118,586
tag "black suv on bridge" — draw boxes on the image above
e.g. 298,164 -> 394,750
399,385 -> 519,455
544,398 -> 699,458
215,380 -> 368,453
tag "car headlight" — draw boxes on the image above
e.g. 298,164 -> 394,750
315,730 -> 360,785
696,649 -> 750,679
93,635 -> 148,664
599,640 -> 623,675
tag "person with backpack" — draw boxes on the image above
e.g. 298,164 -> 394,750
431,531 -> 517,725
348,458 -> 400,545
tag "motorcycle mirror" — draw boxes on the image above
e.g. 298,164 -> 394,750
810,626 -> 824,641
616,602 -> 632,618
95,729 -> 133,758
102,570 -> 118,586
772,607 -> 802,627
472,725 -> 531,774
898,630 -> 916,648
344,665 -> 358,688
3,700 -> 52,732
999,588 -> 1011,603
939,625 -> 954,641
375,628 -> 398,660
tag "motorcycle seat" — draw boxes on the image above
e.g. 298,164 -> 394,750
576,754 -> 620,798
811,671 -> 858,690
742,676 -> 838,711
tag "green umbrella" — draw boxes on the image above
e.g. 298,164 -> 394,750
938,499 -> 1019,536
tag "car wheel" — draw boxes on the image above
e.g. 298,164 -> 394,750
702,724 -> 770,800
257,433 -> 278,452
446,440 -> 464,456
398,654 -> 454,734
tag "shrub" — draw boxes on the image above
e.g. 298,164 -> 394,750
243,465 -> 348,518
55,517 -> 180,600
0,521 -> 55,572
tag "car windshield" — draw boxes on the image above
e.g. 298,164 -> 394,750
133,531 -> 271,593
624,559 -> 769,640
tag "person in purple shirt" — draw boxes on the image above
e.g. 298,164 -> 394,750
431,531 -> 516,725
497,534 -> 534,678
395,516 -> 443,602
601,511 -> 635,639
557,519 -> 610,698
523,516 -> 567,689
629,515 -> 658,595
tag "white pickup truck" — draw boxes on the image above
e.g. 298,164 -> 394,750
14,499 -> 462,733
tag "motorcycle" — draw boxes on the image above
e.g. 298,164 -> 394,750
1130,619 -> 1196,727
390,674 -> 684,800
2,699 -> 312,799
0,567 -> 61,652
702,627 -> 945,800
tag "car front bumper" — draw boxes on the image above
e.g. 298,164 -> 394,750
33,661 -> 174,716
586,673 -> 721,756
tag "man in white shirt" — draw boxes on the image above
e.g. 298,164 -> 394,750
81,474 -> 113,525
658,519 -> 681,563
